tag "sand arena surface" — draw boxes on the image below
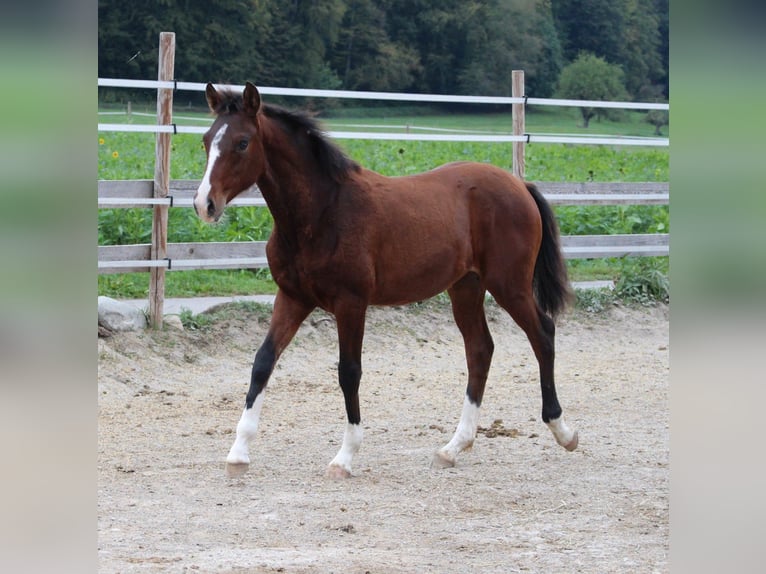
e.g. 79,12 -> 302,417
98,301 -> 668,573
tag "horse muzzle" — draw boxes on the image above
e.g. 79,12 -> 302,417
193,194 -> 223,223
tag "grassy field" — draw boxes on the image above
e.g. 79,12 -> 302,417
98,106 -> 669,303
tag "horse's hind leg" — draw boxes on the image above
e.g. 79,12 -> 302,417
434,273 -> 494,468
492,289 -> 578,451
225,290 -> 314,477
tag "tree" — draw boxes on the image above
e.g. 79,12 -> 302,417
556,53 -> 629,127
618,0 -> 663,97
654,0 -> 669,97
552,0 -> 625,64
456,0 -> 563,98
386,0 -> 467,94
551,0 -> 667,97
645,109 -> 669,135
333,0 -> 421,91
98,0 -> 272,91
639,84 -> 668,135
262,0 -> 346,89
98,0 -> 668,103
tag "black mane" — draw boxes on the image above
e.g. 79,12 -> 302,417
212,89 -> 359,185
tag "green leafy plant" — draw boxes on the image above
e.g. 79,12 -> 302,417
179,301 -> 273,331
574,287 -> 616,312
615,258 -> 669,304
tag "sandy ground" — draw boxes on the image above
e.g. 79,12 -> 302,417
98,300 -> 669,573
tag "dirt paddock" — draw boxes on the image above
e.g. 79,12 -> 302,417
98,300 -> 669,573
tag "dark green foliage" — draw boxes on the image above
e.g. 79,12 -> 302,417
552,0 -> 666,97
99,0 -> 667,102
333,0 -> 421,91
455,0 -> 563,98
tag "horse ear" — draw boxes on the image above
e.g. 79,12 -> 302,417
205,83 -> 221,113
243,82 -> 262,116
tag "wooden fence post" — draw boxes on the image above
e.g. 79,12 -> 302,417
149,32 -> 175,329
512,70 -> 525,179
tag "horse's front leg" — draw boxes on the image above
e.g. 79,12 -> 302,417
225,291 -> 314,477
327,301 -> 367,479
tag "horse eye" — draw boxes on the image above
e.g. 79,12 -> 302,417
237,138 -> 249,151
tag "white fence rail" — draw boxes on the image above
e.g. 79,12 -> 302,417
97,121 -> 666,147
97,77 -> 669,110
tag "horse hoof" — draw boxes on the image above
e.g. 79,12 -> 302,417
327,464 -> 352,480
431,451 -> 455,469
225,462 -> 250,478
564,430 -> 579,451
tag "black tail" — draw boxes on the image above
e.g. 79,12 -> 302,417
526,182 -> 574,318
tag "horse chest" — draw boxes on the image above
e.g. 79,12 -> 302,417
268,240 -> 359,305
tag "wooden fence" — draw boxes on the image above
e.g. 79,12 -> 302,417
98,33 -> 669,327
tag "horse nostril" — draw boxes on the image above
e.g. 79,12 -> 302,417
206,198 -> 216,218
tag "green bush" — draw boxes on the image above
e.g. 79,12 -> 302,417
574,287 -> 616,312
615,258 -> 669,304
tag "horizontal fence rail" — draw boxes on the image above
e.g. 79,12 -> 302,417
97,123 -> 666,146
98,78 -> 669,110
97,179 -> 266,208
97,179 -> 669,273
98,241 -> 268,273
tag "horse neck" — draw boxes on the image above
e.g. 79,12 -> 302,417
256,118 -> 330,241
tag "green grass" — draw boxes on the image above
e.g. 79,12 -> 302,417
325,107 -> 663,138
98,269 -> 276,299
98,108 -> 669,301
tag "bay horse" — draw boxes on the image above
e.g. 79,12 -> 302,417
194,82 -> 578,479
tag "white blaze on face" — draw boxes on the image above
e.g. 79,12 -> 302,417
194,124 -> 228,220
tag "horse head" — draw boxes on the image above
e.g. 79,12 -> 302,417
194,82 -> 266,222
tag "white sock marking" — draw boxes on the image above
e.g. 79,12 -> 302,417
195,124 -> 227,220
438,395 -> 480,463
226,391 -> 264,465
546,415 -> 575,447
328,423 -> 364,474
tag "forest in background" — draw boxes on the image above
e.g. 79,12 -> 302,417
98,0 -> 668,102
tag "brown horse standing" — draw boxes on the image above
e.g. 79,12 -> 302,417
194,82 -> 578,479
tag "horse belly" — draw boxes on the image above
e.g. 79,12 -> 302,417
370,230 -> 472,306
364,175 -> 486,305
